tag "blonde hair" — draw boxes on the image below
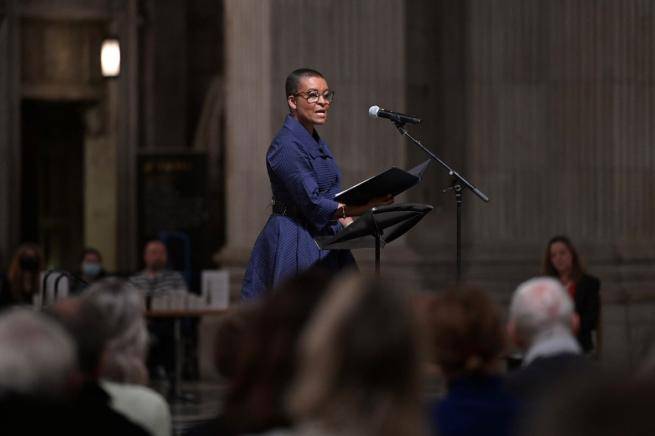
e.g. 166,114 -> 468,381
288,273 -> 425,436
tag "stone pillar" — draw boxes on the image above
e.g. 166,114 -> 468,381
114,0 -> 140,272
461,0 -> 655,291
0,0 -> 19,263
218,0 -> 273,287
84,106 -> 118,271
403,0 -> 655,367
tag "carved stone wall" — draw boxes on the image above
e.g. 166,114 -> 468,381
402,0 -> 655,367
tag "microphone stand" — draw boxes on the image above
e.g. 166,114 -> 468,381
392,121 -> 489,282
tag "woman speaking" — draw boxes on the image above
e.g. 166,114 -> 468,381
241,68 -> 392,299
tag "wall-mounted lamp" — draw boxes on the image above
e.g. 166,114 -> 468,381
100,37 -> 121,78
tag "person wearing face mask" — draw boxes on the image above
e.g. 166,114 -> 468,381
72,248 -> 107,294
0,243 -> 44,308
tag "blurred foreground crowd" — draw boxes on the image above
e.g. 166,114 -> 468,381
1,235 -> 653,435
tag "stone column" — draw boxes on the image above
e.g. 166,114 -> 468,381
84,106 -> 118,271
0,0 -> 19,263
218,0 -> 273,290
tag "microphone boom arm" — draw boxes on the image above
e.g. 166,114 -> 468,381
393,122 -> 489,203
391,121 -> 489,283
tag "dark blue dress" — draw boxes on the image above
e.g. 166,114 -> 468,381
241,115 -> 356,299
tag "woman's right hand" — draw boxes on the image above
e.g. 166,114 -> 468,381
344,194 -> 394,217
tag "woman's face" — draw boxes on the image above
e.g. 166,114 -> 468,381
288,76 -> 331,130
549,241 -> 573,276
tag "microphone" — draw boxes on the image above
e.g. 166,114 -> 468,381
368,105 -> 421,125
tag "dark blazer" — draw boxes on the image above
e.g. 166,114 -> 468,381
574,274 -> 600,352
506,353 -> 590,404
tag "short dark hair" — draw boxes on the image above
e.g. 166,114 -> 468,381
285,68 -> 325,97
80,247 -> 102,263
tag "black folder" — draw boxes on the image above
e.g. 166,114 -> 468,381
334,160 -> 430,206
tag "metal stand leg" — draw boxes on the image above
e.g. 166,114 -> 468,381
173,317 -> 182,399
454,183 -> 463,283
375,234 -> 381,276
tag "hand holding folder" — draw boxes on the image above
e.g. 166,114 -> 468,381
334,160 -> 430,206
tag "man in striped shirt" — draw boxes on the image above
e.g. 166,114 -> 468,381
130,239 -> 189,385
129,240 -> 188,296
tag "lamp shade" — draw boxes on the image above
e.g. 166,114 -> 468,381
100,38 -> 120,78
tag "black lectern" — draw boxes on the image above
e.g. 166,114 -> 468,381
316,203 -> 433,274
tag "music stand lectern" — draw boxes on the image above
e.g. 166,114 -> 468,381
316,203 -> 433,274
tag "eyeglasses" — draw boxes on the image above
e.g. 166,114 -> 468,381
293,89 -> 335,104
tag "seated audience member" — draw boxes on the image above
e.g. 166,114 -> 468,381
83,278 -> 172,436
0,307 -> 80,434
427,286 -> 519,436
506,277 -> 592,405
129,239 -> 188,297
47,297 -> 150,436
285,273 -> 426,436
543,235 -> 600,354
72,247 -> 107,294
0,243 -> 44,308
0,307 -> 76,398
211,305 -> 258,382
186,267 -> 335,436
129,239 -> 188,382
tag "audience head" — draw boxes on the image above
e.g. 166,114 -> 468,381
508,277 -> 578,350
0,307 -> 76,399
47,297 -> 112,380
7,242 -> 44,302
288,273 -> 423,436
143,240 -> 167,272
79,247 -> 104,281
543,235 -> 584,280
223,266 -> 335,433
212,307 -> 254,381
82,278 -> 149,384
428,285 -> 506,380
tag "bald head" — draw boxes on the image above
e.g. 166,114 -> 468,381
508,277 -> 578,349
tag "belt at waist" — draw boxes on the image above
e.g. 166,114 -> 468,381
272,201 -> 303,220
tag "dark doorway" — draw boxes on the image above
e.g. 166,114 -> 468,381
21,100 -> 86,270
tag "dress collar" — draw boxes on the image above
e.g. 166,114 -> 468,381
283,114 -> 327,155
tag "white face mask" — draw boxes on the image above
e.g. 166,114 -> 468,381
82,262 -> 102,278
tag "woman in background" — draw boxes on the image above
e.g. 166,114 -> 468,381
0,243 -> 44,308
543,235 -> 600,354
